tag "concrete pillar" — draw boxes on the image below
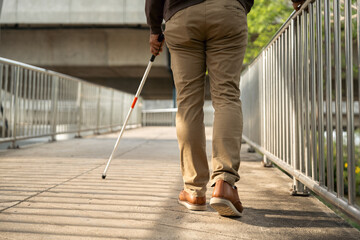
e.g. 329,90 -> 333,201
0,0 -> 3,17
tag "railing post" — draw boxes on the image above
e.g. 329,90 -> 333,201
50,76 -> 59,141
172,111 -> 175,126
291,14 -> 308,197
11,66 -> 20,149
358,0 -> 360,137
309,2 -> 317,181
0,64 -> 3,138
76,82 -> 83,138
143,112 -> 147,126
110,89 -> 114,132
95,87 -> 101,134
262,155 -> 272,168
1,65 -> 9,139
324,0 -> 334,192
291,179 -> 309,196
261,52 -> 272,168
317,0 -> 325,187
334,0 -> 343,197
344,0 -> 355,205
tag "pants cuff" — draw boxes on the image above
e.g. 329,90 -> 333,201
184,184 -> 207,197
210,173 -> 239,187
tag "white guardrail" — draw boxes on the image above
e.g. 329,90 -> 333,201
0,57 -> 142,147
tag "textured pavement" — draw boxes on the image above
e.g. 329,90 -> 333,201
0,127 -> 359,240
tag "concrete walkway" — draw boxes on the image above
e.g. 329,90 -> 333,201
0,127 -> 359,240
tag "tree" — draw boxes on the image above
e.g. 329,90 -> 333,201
244,0 -> 293,66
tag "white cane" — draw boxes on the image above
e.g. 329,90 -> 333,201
102,34 -> 164,179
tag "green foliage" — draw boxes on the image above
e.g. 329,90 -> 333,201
245,0 -> 293,65
342,130 -> 360,202
324,129 -> 360,206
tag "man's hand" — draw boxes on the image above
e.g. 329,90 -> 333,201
293,1 -> 306,11
149,34 -> 164,56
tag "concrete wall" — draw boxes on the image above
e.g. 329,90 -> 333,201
0,0 -> 146,24
0,28 -> 166,67
0,27 -> 173,99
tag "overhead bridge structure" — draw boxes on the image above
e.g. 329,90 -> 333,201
0,0 -> 175,99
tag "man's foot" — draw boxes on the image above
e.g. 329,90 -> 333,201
210,180 -> 243,217
178,190 -> 207,211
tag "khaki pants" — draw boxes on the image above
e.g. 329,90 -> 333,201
164,0 -> 248,197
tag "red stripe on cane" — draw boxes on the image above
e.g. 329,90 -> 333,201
131,97 -> 138,109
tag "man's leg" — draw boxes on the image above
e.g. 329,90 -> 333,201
164,3 -> 209,198
205,0 -> 248,217
205,0 -> 248,187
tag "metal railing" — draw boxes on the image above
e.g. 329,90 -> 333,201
240,0 -> 360,223
142,108 -> 177,126
142,107 -> 214,127
0,57 -> 142,147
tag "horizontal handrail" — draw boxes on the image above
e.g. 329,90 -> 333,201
142,108 -> 177,113
0,57 -> 100,85
142,107 -> 214,127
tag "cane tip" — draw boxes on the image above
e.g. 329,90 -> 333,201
102,174 -> 106,179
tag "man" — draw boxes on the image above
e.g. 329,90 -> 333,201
145,0 -> 305,217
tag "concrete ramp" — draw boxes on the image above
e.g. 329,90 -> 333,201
0,127 -> 359,239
